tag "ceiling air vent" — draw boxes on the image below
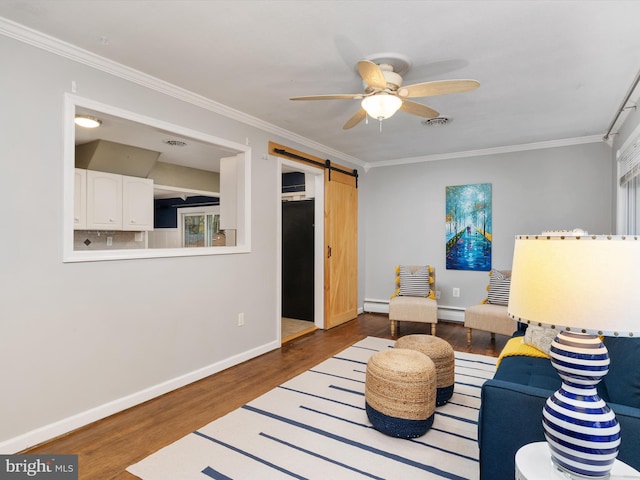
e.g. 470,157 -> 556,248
163,139 -> 188,147
422,117 -> 451,127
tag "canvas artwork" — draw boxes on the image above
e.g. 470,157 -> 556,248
445,183 -> 492,271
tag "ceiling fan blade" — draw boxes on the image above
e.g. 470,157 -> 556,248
357,60 -> 386,90
343,109 -> 367,129
400,100 -> 439,119
290,94 -> 362,101
401,79 -> 480,98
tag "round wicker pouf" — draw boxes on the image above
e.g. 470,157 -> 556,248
395,334 -> 455,406
365,348 -> 436,438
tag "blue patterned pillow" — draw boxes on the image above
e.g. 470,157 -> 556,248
487,269 -> 510,306
399,265 -> 431,297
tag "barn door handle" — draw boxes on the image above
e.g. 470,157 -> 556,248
327,245 -> 332,258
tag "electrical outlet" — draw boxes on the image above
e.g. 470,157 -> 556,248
453,288 -> 460,297
435,290 -> 441,300
237,312 -> 245,326
106,237 -> 113,246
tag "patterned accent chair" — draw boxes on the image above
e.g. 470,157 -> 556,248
389,265 -> 438,337
464,269 -> 517,346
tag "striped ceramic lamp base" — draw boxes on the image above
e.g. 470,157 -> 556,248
542,331 -> 621,478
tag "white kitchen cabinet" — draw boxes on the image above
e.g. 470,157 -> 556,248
86,170 -> 123,229
123,175 -> 154,231
80,169 -> 154,231
74,168 -> 87,230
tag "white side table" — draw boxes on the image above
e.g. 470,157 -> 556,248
515,442 -> 640,480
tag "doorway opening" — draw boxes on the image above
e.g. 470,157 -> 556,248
279,158 -> 324,343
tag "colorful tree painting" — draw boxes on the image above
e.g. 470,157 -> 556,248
445,183 -> 492,271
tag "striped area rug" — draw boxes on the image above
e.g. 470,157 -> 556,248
127,336 -> 497,480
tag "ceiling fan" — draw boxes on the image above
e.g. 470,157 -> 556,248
290,56 -> 480,130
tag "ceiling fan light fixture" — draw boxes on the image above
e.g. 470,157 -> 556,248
74,115 -> 102,128
361,94 -> 402,120
291,56 -> 478,130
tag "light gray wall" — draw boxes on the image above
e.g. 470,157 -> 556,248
361,142 -> 613,312
0,33 -> 363,450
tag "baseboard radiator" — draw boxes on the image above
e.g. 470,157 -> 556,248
363,298 -> 465,323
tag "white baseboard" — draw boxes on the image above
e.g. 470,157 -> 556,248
0,340 -> 280,454
363,298 -> 465,323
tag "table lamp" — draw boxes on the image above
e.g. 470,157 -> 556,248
507,233 -> 640,479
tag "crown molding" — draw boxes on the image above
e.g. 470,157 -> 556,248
0,16 -> 366,170
367,135 -> 606,169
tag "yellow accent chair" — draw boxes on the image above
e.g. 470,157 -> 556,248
389,265 -> 438,337
464,269 -> 517,346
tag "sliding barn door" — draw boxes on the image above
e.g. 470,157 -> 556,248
324,168 -> 358,328
269,141 -> 358,330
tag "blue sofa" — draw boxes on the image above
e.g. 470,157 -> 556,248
478,335 -> 640,480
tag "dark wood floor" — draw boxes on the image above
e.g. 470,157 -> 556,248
24,313 -> 508,479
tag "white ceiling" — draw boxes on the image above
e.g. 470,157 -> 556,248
2,0 -> 640,168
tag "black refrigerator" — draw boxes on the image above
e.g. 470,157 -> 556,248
282,199 -> 314,322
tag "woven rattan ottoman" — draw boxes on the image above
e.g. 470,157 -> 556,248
365,348 -> 436,438
395,334 -> 455,406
